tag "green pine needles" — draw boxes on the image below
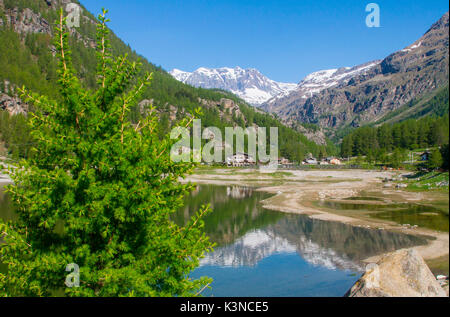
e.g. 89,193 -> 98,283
0,9 -> 213,297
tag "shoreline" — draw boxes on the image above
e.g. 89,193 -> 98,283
2,168 -> 448,266
183,168 -> 449,264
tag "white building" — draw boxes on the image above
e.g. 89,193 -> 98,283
226,152 -> 256,167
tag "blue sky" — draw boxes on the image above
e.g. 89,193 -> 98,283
79,0 -> 448,83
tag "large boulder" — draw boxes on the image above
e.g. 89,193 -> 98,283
346,249 -> 447,297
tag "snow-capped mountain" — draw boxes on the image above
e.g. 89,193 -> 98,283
296,61 -> 380,99
261,12 -> 449,128
262,60 -> 381,113
169,66 -> 297,106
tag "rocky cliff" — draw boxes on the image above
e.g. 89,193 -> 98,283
0,93 -> 27,115
3,6 -> 51,35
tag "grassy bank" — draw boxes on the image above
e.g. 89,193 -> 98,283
426,255 -> 449,276
401,172 -> 449,192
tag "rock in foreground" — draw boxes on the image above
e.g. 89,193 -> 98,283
346,249 -> 447,297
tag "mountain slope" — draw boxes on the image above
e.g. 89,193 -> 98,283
262,12 -> 449,133
170,66 -> 297,106
262,61 -> 380,114
374,84 -> 449,126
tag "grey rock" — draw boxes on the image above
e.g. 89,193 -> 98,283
4,7 -> 51,35
0,93 -> 28,115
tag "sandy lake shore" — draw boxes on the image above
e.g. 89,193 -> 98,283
183,168 -> 449,264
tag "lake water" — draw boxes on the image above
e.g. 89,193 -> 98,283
0,182 -> 429,297
174,185 -> 428,297
317,200 -> 449,232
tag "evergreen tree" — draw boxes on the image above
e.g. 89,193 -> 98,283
390,148 -> 406,168
341,134 -> 353,158
440,144 -> 449,170
366,149 -> 375,164
428,148 -> 443,170
341,112 -> 449,159
0,10 -> 213,297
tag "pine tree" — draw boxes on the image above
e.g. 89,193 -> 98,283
428,148 -> 443,170
390,148 -> 406,168
0,9 -> 213,297
341,134 -> 353,158
366,149 -> 375,164
440,144 -> 449,170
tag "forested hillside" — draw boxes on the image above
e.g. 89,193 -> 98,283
341,112 -> 449,167
0,0 -> 334,162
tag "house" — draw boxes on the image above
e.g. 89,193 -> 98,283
278,157 -> 292,166
304,157 -> 318,165
226,152 -> 256,167
420,151 -> 430,161
246,154 -> 256,165
320,157 -> 342,165
330,158 -> 341,165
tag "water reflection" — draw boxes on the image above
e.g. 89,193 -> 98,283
270,215 -> 427,269
173,185 -> 282,246
176,185 -> 427,271
174,185 -> 430,296
0,182 -> 431,297
199,213 -> 427,272
176,185 -> 430,296
226,186 -> 253,199
318,200 -> 449,232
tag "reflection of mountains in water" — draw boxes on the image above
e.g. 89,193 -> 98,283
201,229 -> 297,268
226,186 -> 253,199
201,214 -> 428,271
179,185 -> 428,271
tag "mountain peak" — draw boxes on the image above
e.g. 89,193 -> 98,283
261,12 -> 449,130
169,66 -> 297,106
426,11 -> 449,33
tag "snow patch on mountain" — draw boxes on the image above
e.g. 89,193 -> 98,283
402,41 -> 422,52
300,62 -> 380,97
264,61 -> 381,107
169,66 -> 297,106
169,68 -> 191,82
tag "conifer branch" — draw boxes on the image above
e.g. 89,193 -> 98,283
156,116 -> 194,159
195,282 -> 211,296
58,10 -> 67,74
120,73 -> 153,143
97,9 -> 110,89
182,205 -> 210,239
